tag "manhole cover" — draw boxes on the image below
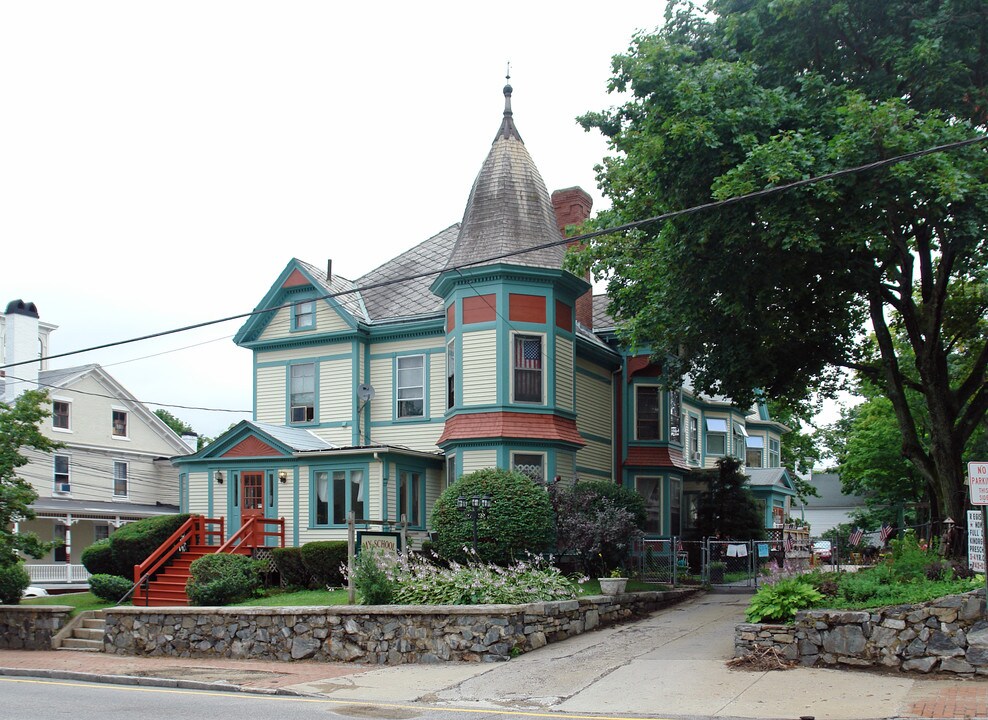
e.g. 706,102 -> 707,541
330,705 -> 421,719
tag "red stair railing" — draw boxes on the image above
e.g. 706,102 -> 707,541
128,515 -> 224,604
214,516 -> 286,555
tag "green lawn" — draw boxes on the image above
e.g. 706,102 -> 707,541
21,592 -> 112,616
234,588 -> 351,606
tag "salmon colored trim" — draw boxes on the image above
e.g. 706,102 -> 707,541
509,293 -> 546,323
446,303 -> 456,331
437,412 -> 584,447
555,299 -> 572,332
222,436 -> 283,457
283,269 -> 310,288
463,294 -> 496,324
625,445 -> 690,470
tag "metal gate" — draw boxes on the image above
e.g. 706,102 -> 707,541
706,539 -> 759,587
637,538 -> 765,587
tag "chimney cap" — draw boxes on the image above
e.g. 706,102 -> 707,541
5,300 -> 39,318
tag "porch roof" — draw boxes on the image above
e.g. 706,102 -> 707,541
31,497 -> 179,519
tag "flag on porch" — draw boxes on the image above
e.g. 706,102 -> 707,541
848,527 -> 864,546
784,533 -> 794,553
879,524 -> 894,544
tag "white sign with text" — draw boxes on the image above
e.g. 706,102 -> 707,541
970,462 -> 988,505
968,510 -> 985,574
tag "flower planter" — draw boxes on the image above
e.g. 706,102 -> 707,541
599,577 -> 627,594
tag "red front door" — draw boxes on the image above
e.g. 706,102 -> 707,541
240,471 -> 265,546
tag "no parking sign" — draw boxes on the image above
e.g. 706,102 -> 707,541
970,462 -> 988,505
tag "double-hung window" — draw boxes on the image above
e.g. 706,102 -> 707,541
769,438 -> 781,467
112,409 -> 128,438
54,455 -> 70,493
398,470 -> 423,527
113,461 -> 128,497
746,436 -> 764,467
732,423 -> 747,460
635,476 -> 662,534
396,355 -> 424,418
705,418 -> 727,455
446,340 -> 455,410
688,416 -> 699,461
635,386 -> 661,440
290,363 -> 315,423
313,468 -> 365,526
513,334 -> 543,403
52,400 -> 70,430
293,300 -> 315,330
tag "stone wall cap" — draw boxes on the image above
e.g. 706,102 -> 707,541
0,605 -> 74,613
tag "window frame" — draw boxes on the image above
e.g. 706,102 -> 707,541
52,398 -> 71,432
769,438 -> 781,467
635,475 -> 663,535
705,417 -> 727,456
688,415 -> 700,462
732,423 -> 747,460
397,468 -> 425,529
312,465 -> 367,527
113,460 -> 129,498
634,385 -> 662,441
111,408 -> 129,439
289,361 -> 317,425
53,454 -> 71,493
511,332 -> 545,404
292,299 -> 316,331
395,353 -> 426,419
511,451 -> 546,484
746,435 -> 764,468
446,339 -> 455,410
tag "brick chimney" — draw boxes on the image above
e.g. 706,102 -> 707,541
3,299 -> 41,403
551,187 -> 594,329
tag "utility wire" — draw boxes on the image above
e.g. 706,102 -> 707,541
2,133 -> 985,373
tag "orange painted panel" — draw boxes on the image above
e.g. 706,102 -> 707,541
555,300 -> 572,332
283,269 -> 310,288
463,294 -> 497,324
223,436 -> 282,457
446,303 -> 456,331
509,294 -> 546,323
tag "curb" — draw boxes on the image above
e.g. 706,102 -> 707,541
0,666 -> 313,697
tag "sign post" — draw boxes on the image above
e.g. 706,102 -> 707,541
967,462 -> 988,610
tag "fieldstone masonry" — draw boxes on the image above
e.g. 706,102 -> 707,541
102,590 -> 692,663
0,605 -> 73,650
736,589 -> 988,674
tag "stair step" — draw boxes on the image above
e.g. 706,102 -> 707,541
61,637 -> 103,650
81,618 -> 106,630
73,628 -> 104,641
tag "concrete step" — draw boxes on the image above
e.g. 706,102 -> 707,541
60,637 -> 103,651
73,627 -> 104,641
81,618 -> 105,630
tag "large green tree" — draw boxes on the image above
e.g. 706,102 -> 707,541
576,0 -> 988,527
0,390 -> 61,564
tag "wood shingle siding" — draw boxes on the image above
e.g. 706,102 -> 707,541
461,331 -> 497,406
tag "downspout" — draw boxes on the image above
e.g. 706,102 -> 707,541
614,363 -> 624,485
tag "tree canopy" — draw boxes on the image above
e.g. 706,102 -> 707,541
576,0 -> 988,527
0,390 -> 61,564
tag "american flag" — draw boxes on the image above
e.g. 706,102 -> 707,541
517,337 -> 542,368
784,533 -> 794,552
879,524 -> 894,544
848,527 -> 864,546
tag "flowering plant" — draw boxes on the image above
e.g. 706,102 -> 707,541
609,567 -> 626,578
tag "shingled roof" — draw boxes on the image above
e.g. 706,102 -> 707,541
445,84 -> 565,272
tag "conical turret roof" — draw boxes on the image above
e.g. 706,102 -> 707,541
445,84 -> 565,271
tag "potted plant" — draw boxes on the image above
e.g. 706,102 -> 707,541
599,567 -> 628,595
708,561 -> 726,584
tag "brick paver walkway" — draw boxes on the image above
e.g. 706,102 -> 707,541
906,681 -> 988,719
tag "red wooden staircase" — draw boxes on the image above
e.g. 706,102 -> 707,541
130,515 -> 284,607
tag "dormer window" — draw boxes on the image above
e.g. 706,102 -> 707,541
293,300 -> 315,330
52,400 -> 70,430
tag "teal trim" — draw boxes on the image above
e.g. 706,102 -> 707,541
178,473 -> 187,513
353,339 -> 362,445
362,339 -> 371,445
365,318 -> 445,342
289,295 -> 317,333
579,430 -> 611,445
309,462 -> 371,528
285,359 -> 320,428
227,470 -> 237,539
293,467 -> 300,546
252,354 -> 258,421
381,460 -> 390,522
368,346 -> 445,360
207,466 -> 214,518
369,418 -> 444,427
255,351 -> 352,369
243,329 -> 365,352
395,465 -> 429,529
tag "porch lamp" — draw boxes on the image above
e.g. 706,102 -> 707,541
279,470 -> 289,484
456,494 -> 492,553
214,470 -> 224,484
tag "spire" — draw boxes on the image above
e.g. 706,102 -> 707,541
495,65 -> 522,143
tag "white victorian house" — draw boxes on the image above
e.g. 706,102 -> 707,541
2,300 -> 193,588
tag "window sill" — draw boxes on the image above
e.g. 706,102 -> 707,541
52,427 -> 73,434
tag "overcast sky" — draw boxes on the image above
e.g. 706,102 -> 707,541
1,2 -> 672,437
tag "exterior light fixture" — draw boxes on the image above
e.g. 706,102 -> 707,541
456,494 -> 492,552
214,470 -> 224,484
279,470 -> 289,484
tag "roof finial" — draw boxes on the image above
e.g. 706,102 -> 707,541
495,66 -> 522,142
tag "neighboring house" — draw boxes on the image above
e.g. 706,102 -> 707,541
798,472 -> 869,535
2,300 -> 193,588
174,84 -> 793,549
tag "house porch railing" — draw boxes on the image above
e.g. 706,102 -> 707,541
26,564 -> 92,584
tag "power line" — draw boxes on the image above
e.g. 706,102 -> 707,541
2,133 -> 985,373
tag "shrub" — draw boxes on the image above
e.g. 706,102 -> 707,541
351,548 -> 395,605
745,577 -> 824,623
81,539 -> 117,576
88,573 -> 133,602
186,553 -> 261,606
0,562 -> 30,605
271,546 -> 313,589
549,480 -> 643,577
299,541 -> 348,588
111,514 -> 190,579
570,480 -> 647,528
432,468 -> 554,565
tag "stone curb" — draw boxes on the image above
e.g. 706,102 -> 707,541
0,666 -> 311,697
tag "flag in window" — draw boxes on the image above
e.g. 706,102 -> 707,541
848,527 -> 864,546
879,524 -> 894,544
517,337 -> 542,368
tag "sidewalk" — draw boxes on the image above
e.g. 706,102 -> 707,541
2,593 -> 987,719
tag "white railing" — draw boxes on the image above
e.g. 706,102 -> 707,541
26,564 -> 91,583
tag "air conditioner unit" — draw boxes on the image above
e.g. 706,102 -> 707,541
56,482 -> 71,493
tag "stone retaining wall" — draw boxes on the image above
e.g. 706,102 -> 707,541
105,589 -> 693,663
0,606 -> 73,650
735,589 -> 988,674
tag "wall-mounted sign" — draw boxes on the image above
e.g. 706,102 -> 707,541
967,510 -> 985,573
970,462 -> 988,505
